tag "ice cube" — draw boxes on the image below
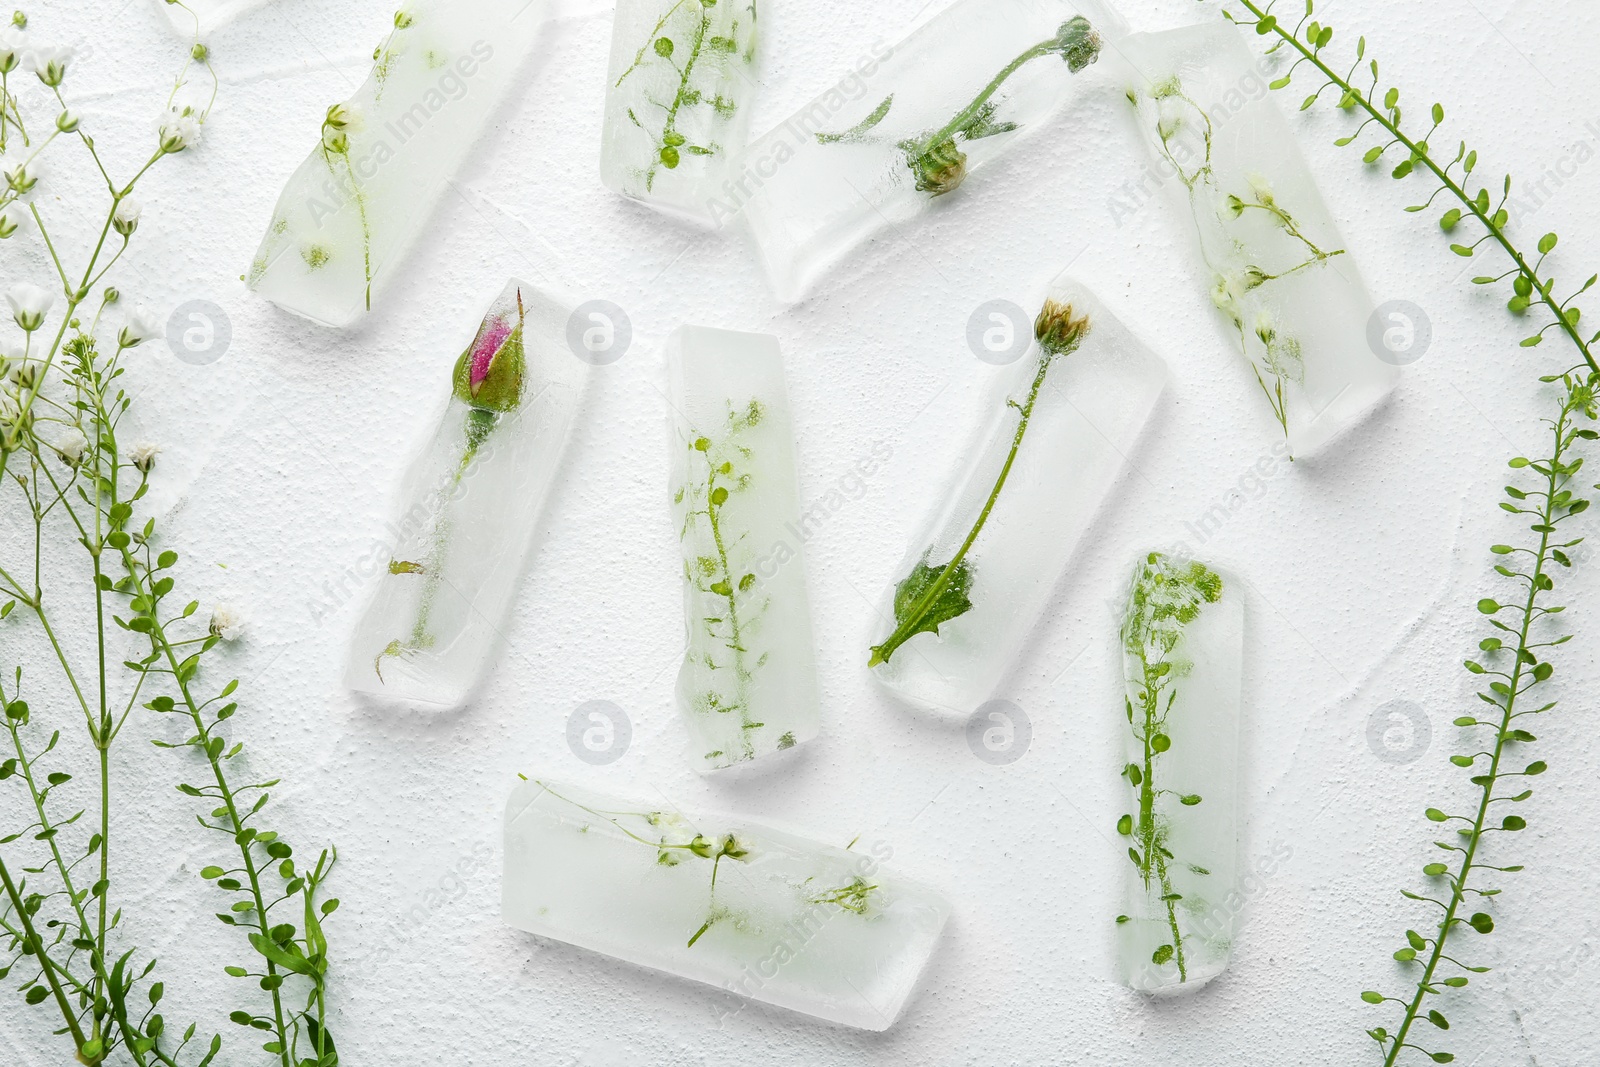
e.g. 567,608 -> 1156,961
1114,551 -> 1243,994
502,777 -> 950,1030
718,0 -> 1123,301
246,1 -> 550,327
667,325 -> 822,770
344,280 -> 588,709
601,0 -> 760,223
868,272 -> 1167,714
1119,22 -> 1400,457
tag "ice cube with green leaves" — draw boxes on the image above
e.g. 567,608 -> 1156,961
602,0 -> 759,223
669,325 -> 821,770
1115,551 -> 1243,994
344,280 -> 588,709
502,777 -> 950,1030
868,273 -> 1166,713
722,0 -> 1123,302
1121,22 -> 1399,457
247,0 -> 550,327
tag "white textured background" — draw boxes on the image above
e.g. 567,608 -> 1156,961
3,0 -> 1598,1063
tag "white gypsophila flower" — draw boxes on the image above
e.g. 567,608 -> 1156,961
7,281 -> 53,332
54,427 -> 87,466
118,305 -> 160,349
209,604 -> 244,641
112,197 -> 141,236
1209,273 -> 1245,325
0,27 -> 27,73
0,204 -> 25,240
1253,310 -> 1277,345
157,105 -> 203,154
129,441 -> 160,473
55,108 -> 79,133
25,43 -> 69,87
1156,96 -> 1185,142
1,148 -> 42,201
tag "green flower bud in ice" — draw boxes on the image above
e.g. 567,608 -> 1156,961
910,138 -> 967,197
1034,299 -> 1091,357
1051,16 -> 1102,74
191,42 -> 208,63
452,286 -> 527,413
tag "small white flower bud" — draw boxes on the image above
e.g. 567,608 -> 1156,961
6,281 -> 52,332
112,197 -> 141,237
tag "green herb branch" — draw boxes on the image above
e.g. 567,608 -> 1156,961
1116,553 -> 1223,984
870,301 -> 1090,668
1213,0 -> 1598,375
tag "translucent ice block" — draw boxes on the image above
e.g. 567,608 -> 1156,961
1120,22 -> 1399,457
868,273 -> 1166,714
344,280 -> 587,709
601,0 -> 759,223
668,325 -> 821,770
246,1 -> 550,327
502,778 -> 950,1030
1114,552 -> 1242,994
718,0 -> 1123,302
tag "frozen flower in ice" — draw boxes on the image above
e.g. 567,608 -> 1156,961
54,427 -> 87,467
321,103 -> 357,153
7,282 -> 53,332
112,197 -> 141,236
26,43 -> 69,86
129,441 -> 160,473
1050,16 -> 1102,74
1246,172 -> 1275,207
1033,299 -> 1091,357
118,305 -> 160,349
157,105 -> 203,154
908,138 -> 967,197
209,604 -> 245,641
1156,97 -> 1185,142
0,26 -> 26,74
452,285 -> 527,412
1253,311 -> 1277,346
1,148 -> 41,200
1209,273 -> 1246,327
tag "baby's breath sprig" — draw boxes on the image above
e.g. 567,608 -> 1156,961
0,13 -> 337,1067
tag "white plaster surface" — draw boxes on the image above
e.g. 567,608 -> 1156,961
2,0 -> 1598,1063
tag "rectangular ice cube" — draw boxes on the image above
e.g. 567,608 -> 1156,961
868,273 -> 1167,714
1115,552 -> 1243,994
601,0 -> 760,223
1119,22 -> 1400,457
247,0 -> 549,327
717,0 -> 1122,302
501,777 -> 950,1030
344,280 -> 588,709
667,325 -> 821,771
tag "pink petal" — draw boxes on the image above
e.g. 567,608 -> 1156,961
469,317 -> 513,390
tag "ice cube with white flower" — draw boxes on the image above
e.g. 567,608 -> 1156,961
601,0 -> 759,223
1114,551 -> 1243,995
247,0 -> 550,327
668,324 -> 822,771
868,272 -> 1166,714
720,0 -> 1124,302
1120,21 -> 1399,457
344,280 -> 588,709
502,777 -> 950,1031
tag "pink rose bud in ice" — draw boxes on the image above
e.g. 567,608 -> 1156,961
452,282 -> 527,413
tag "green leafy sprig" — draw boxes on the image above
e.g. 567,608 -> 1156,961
1116,553 -> 1224,984
1198,1 -> 1600,1059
